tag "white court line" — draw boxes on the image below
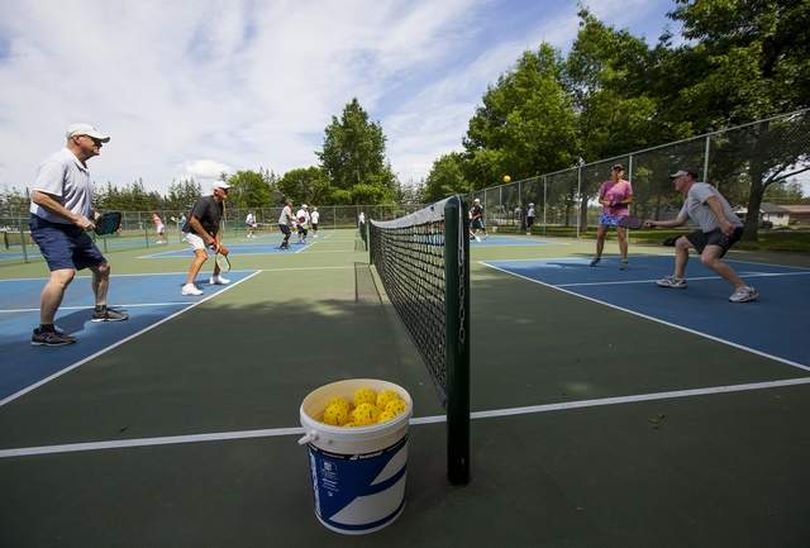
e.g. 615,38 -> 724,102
0,271 -> 263,408
259,266 -> 353,273
558,270 -> 810,288
481,261 -> 810,373
0,301 -> 191,314
1,376 -> 808,459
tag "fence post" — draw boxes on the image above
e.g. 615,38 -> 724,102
543,176 -> 547,236
576,166 -> 582,239
704,135 -> 711,188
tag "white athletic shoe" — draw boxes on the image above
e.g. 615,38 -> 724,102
181,283 -> 203,296
209,275 -> 231,285
729,286 -> 759,303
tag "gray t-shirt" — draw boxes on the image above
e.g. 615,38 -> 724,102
679,182 -> 742,232
29,148 -> 94,224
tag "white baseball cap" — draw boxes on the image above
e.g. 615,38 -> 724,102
65,123 -> 110,142
669,169 -> 697,179
212,181 -> 231,189
302,204 -> 308,208
473,198 -> 480,203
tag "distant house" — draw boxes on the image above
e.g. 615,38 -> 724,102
735,202 -> 791,227
779,205 -> 810,225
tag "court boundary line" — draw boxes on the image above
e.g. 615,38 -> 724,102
558,270 -> 810,288
0,271 -> 263,408
2,376 -> 808,459
481,255 -> 810,272
481,260 -> 810,372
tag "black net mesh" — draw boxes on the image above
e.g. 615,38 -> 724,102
368,197 -> 458,404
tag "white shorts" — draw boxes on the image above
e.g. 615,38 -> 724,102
184,232 -> 208,252
156,224 -> 165,235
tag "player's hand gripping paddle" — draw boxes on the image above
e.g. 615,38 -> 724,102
94,211 -> 122,236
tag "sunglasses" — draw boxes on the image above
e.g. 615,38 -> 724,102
75,135 -> 104,146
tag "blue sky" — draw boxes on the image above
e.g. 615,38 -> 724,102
1,0 -> 686,195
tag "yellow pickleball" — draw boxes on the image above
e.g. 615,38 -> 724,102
352,402 -> 380,426
322,403 -> 350,426
376,389 -> 401,411
326,396 -> 351,413
353,387 -> 377,407
385,398 -> 407,416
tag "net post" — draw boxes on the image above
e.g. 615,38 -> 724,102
444,196 -> 470,485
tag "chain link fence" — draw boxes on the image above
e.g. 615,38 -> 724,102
472,109 -> 810,236
1,204 -> 425,266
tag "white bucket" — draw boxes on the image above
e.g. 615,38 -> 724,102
298,378 -> 412,535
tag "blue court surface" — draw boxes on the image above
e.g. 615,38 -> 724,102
482,255 -> 810,370
139,240 -> 314,259
0,270 -> 256,403
469,234 -> 554,247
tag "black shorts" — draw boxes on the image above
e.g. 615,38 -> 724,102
526,217 -> 535,228
279,224 -> 291,236
471,219 -> 485,230
686,226 -> 743,257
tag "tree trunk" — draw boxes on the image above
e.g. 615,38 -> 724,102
741,120 -> 769,242
742,180 -> 765,241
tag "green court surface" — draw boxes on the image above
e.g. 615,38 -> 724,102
1,229 -> 809,547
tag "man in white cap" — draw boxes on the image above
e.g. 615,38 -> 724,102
295,203 -> 310,244
645,169 -> 757,303
180,180 -> 231,295
526,202 -> 536,235
28,123 -> 128,346
470,198 -> 487,241
309,206 -> 320,237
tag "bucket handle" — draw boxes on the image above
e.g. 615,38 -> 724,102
297,430 -> 319,445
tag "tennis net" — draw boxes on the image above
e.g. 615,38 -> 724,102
369,195 -> 470,485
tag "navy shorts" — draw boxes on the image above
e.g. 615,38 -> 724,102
471,219 -> 485,230
29,215 -> 106,271
279,224 -> 291,236
686,226 -> 743,257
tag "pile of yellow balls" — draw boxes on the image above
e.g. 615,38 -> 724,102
320,387 -> 408,427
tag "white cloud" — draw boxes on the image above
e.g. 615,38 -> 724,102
184,159 -> 233,181
0,0 -> 678,194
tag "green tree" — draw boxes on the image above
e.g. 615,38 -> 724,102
318,98 -> 397,203
566,9 -> 659,159
663,0 -> 810,239
464,44 -> 578,188
164,179 -> 202,211
423,152 -> 469,201
0,186 -> 29,219
226,170 -> 271,209
278,167 -> 331,205
764,179 -> 805,204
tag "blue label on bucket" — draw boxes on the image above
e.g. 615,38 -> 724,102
308,434 -> 408,533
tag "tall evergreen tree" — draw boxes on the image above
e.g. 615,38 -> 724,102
317,98 -> 397,204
